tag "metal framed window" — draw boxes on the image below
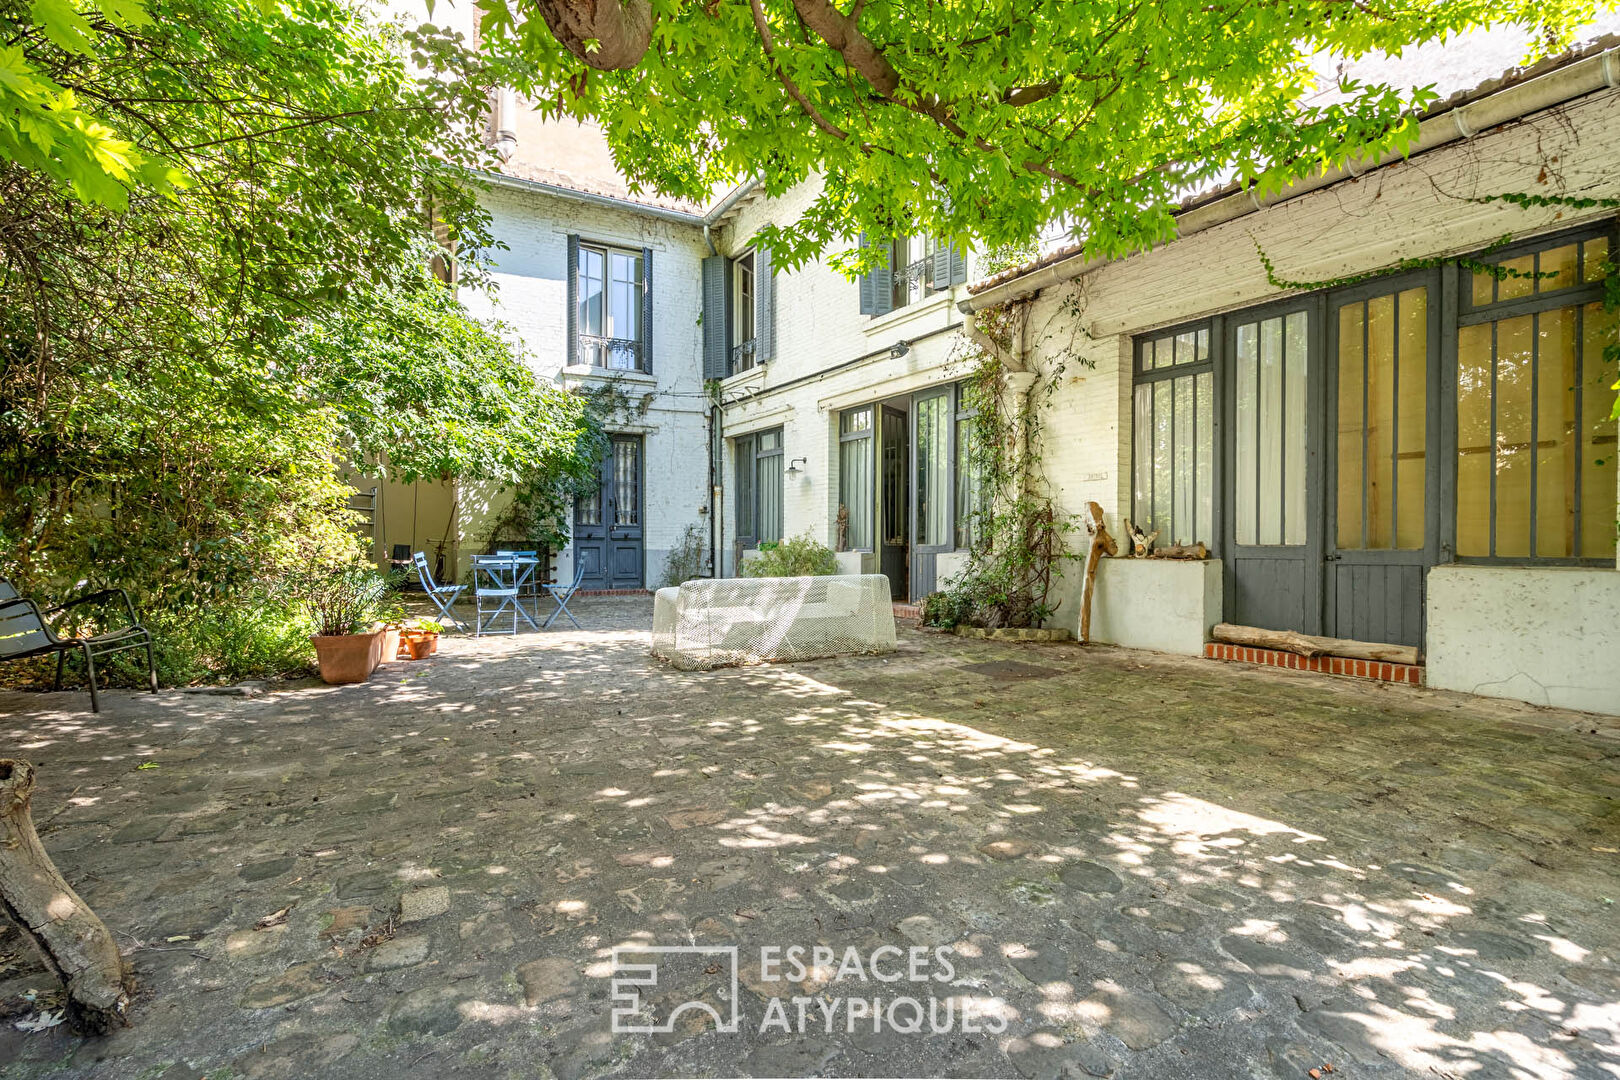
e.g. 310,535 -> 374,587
1131,322 -> 1216,547
577,243 -> 645,371
1454,223 -> 1617,562
838,407 -> 874,551
954,387 -> 988,550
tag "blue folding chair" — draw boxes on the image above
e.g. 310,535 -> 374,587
413,552 -> 467,631
542,561 -> 587,630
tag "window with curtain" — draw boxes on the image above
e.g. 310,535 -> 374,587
1457,231 -> 1616,560
914,392 -> 950,545
839,407 -> 874,551
1131,324 -> 1214,546
578,243 -> 644,370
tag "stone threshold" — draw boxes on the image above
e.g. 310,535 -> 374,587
1204,642 -> 1423,685
893,603 -> 921,619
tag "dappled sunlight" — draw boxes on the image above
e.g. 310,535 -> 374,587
0,597 -> 1615,1078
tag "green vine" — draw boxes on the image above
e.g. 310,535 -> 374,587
923,287 -> 1097,630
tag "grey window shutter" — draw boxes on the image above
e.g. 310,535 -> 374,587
702,254 -> 732,380
861,237 -> 893,316
566,234 -> 579,367
930,242 -> 951,290
857,233 -> 876,315
640,246 -> 653,373
949,243 -> 968,286
754,245 -> 775,362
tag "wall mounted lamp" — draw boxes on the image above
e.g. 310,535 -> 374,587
786,457 -> 808,476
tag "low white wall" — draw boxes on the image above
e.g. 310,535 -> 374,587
1426,566 -> 1620,715
1090,558 -> 1222,656
834,551 -> 864,576
935,550 -> 969,589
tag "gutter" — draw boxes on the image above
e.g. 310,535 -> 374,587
476,172 -> 762,237
962,44 -> 1620,314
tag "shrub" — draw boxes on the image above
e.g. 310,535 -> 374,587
742,534 -> 839,578
659,521 -> 710,587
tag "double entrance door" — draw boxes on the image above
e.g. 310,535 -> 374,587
1221,271 -> 1440,648
574,435 -> 644,590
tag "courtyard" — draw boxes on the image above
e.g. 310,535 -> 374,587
1,596 -> 1618,1079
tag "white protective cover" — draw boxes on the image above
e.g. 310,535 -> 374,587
651,574 -> 897,670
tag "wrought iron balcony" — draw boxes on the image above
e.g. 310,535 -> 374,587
577,335 -> 647,373
730,337 -> 759,376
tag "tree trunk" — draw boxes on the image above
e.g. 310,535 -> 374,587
0,760 -> 130,1034
531,0 -> 654,71
1211,624 -> 1420,665
1079,501 -> 1117,644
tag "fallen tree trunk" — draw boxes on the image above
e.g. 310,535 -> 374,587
0,760 -> 130,1034
1211,624 -> 1419,665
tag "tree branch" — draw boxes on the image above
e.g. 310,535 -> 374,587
530,0 -> 655,71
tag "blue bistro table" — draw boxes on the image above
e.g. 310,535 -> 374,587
470,555 -> 540,636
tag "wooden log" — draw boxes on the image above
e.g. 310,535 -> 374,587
1123,519 -> 1157,558
1149,542 -> 1207,560
1079,502 -> 1117,644
0,760 -> 130,1034
1211,624 -> 1420,665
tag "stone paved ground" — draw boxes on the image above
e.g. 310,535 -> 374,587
2,596 -> 1619,1080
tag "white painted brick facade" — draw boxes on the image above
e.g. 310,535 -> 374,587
716,85 -> 1620,714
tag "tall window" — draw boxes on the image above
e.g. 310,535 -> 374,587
914,391 -> 950,545
735,428 -> 784,546
955,391 -> 988,550
578,243 -> 643,370
1457,230 -> 1616,560
1336,286 -> 1429,550
1233,311 -> 1309,546
839,407 -> 874,551
1132,324 -> 1214,546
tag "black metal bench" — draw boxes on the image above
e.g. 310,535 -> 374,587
0,581 -> 157,713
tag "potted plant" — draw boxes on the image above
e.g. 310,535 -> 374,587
402,616 -> 443,659
301,567 -> 390,684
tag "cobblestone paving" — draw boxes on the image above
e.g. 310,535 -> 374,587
1,596 -> 1618,1079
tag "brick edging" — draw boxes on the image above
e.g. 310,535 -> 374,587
575,588 -> 653,597
1205,642 -> 1423,685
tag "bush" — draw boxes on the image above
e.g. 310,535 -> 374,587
742,534 -> 839,578
919,590 -> 967,630
659,522 -> 710,587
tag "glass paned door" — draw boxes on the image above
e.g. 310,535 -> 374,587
1225,303 -> 1318,634
1326,279 -> 1436,647
910,389 -> 953,600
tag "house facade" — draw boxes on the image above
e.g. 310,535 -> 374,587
357,121 -> 717,592
707,43 -> 1620,715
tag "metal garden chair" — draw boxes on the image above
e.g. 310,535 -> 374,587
412,551 -> 467,630
494,549 -> 540,612
0,580 -> 157,713
541,561 -> 587,630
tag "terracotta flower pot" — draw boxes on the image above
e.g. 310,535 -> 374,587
378,626 -> 401,666
423,631 -> 439,656
406,632 -> 433,661
310,630 -> 384,685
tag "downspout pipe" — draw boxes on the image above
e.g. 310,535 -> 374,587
961,44 -> 1620,314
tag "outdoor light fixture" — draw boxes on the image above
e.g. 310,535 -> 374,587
786,456 -> 808,476
890,340 -> 911,358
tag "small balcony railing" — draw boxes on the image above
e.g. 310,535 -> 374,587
577,335 -> 647,373
730,337 -> 759,376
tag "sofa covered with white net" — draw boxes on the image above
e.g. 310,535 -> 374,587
651,574 -> 897,671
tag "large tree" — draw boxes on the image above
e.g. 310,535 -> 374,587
480,0 -> 1610,265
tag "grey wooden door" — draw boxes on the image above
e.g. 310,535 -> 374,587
1323,274 -> 1440,648
1223,299 -> 1324,634
575,436 -> 644,590
909,388 -> 954,602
